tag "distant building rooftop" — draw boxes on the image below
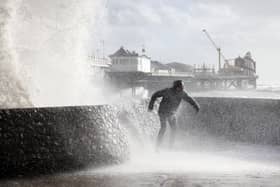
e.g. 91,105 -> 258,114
110,46 -> 139,57
151,61 -> 172,71
166,62 -> 193,72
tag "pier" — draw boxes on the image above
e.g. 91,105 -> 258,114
107,71 -> 257,95
105,47 -> 257,95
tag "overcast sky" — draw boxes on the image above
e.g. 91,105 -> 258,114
93,0 -> 280,85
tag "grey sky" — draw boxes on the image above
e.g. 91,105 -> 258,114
94,0 -> 280,84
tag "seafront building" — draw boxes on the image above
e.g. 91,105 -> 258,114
109,47 -> 151,73
95,46 -> 258,96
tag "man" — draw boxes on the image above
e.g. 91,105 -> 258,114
148,80 -> 200,149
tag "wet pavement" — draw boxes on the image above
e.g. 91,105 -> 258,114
1,143 -> 280,187
1,170 -> 280,187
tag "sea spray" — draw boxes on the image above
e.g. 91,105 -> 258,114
3,0 -> 110,107
0,0 -> 31,108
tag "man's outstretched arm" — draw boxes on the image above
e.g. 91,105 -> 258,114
182,92 -> 200,113
148,89 -> 166,111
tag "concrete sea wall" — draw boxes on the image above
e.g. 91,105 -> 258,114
179,97 -> 280,145
1,97 -> 280,178
0,105 -> 129,178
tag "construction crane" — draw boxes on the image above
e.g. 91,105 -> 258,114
202,29 -> 228,72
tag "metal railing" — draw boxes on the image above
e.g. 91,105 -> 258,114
90,57 -> 111,67
151,71 -> 194,77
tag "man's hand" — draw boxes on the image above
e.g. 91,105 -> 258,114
196,107 -> 200,114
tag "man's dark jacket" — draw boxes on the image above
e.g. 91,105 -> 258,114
148,88 -> 199,116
